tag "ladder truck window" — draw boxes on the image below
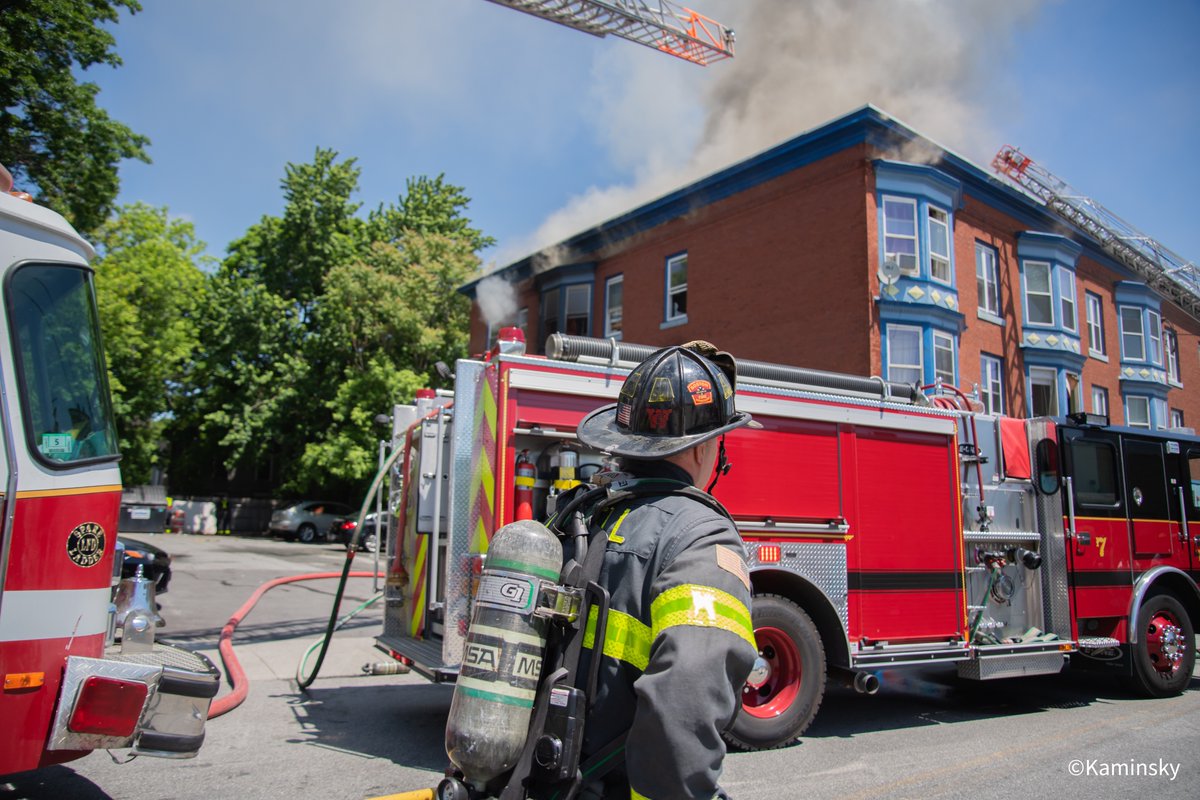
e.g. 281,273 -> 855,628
8,264 -> 119,465
1069,439 -> 1119,506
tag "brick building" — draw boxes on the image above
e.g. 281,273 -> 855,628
463,106 -> 1198,429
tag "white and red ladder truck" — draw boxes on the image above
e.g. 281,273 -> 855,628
374,328 -> 1199,748
0,166 -> 218,777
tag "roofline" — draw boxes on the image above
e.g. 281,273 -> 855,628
461,105 -> 1144,297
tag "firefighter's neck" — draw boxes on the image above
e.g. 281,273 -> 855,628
663,438 -> 719,488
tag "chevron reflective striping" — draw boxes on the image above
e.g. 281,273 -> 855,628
409,535 -> 428,637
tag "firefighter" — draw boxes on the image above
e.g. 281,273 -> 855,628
572,342 -> 759,800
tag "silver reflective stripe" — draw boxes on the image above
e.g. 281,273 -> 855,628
0,588 -> 110,641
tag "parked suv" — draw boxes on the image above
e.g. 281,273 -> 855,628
269,500 -> 355,543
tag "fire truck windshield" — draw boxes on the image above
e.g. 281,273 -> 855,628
7,263 -> 119,465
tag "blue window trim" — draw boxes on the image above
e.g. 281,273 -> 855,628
1113,280 -> 1169,391
663,251 -> 688,326
881,319 -> 959,388
875,161 -> 962,292
538,262 -> 596,342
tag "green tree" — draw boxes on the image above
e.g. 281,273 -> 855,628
0,0 -> 149,233
92,202 -> 209,483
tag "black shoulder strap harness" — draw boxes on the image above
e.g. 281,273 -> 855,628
496,477 -> 734,800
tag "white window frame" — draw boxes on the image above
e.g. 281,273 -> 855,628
1147,310 -> 1162,365
1058,269 -> 1077,333
564,283 -> 591,336
665,254 -> 688,323
882,196 -> 919,275
1085,292 -> 1105,358
981,354 -> 1004,415
1152,397 -> 1169,430
1029,366 -> 1059,416
1024,261 -> 1054,326
1171,408 -> 1185,429
1119,305 -> 1145,361
976,243 -> 999,318
1091,385 -> 1108,418
932,330 -> 956,385
1125,395 -> 1151,429
1166,328 -> 1181,385
604,275 -> 623,340
886,325 -> 923,385
927,206 -> 952,285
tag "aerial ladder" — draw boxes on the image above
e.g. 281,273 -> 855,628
483,0 -> 734,65
993,145 -> 1200,323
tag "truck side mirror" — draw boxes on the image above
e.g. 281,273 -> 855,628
1034,438 -> 1061,495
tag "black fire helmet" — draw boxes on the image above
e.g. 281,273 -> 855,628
576,343 -> 759,459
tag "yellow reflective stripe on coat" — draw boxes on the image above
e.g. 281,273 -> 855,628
630,790 -> 649,800
650,584 -> 755,650
583,606 -> 652,671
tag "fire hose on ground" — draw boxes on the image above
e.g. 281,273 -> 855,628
209,439 -> 409,719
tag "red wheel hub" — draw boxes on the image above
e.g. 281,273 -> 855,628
1145,609 -> 1186,676
743,626 -> 801,718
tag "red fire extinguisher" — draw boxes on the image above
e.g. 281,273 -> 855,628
514,450 -> 535,521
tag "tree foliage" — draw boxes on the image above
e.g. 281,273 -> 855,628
0,0 -> 149,233
92,203 -> 209,484
166,150 -> 487,500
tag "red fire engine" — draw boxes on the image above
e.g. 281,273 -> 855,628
373,328 -> 1198,749
0,167 -> 217,777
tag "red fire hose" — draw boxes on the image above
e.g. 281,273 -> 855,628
208,569 -> 380,719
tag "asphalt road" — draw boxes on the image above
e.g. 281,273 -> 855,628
2,533 -> 1197,800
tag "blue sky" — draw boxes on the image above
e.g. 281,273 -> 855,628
90,0 -> 1200,272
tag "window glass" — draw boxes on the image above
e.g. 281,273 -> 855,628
1058,269 -> 1077,332
1147,310 -> 1162,365
1025,261 -> 1053,325
604,275 -> 623,339
542,287 -> 560,338
1091,386 -> 1108,417
1171,409 -> 1185,429
1125,395 -> 1151,429
1120,306 -> 1145,360
565,284 -> 590,336
666,254 -> 687,321
1085,292 -> 1105,356
1151,398 -> 1168,431
1165,329 -> 1180,384
932,330 -> 955,385
976,243 -> 999,316
1189,452 -> 1200,511
9,264 -> 119,465
1029,366 -> 1058,416
883,197 -> 918,274
928,207 -> 951,283
1070,439 -> 1119,506
981,354 -> 1004,415
886,325 -> 922,385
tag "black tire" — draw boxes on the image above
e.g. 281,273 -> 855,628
1129,592 -> 1194,698
297,523 -> 317,544
724,594 -> 825,751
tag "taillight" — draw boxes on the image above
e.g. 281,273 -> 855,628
340,520 -> 357,531
68,676 -> 148,737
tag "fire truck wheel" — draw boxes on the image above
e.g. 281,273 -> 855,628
724,594 -> 825,751
297,523 -> 318,544
1130,592 -> 1194,698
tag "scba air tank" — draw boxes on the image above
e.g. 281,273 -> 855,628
445,519 -> 562,789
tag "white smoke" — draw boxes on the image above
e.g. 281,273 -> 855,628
475,274 -> 518,327
499,0 -> 1047,264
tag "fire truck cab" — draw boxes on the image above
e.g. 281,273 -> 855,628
375,330 -> 1199,749
0,172 -> 218,777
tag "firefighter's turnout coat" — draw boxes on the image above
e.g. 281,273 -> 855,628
578,460 -> 757,800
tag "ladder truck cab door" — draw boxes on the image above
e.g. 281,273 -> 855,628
1184,446 -> 1200,572
1061,428 -> 1135,626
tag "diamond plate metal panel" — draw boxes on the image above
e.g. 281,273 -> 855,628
747,541 -> 848,632
957,651 -> 1066,680
442,359 -> 488,669
47,656 -> 162,751
1028,419 -> 1072,640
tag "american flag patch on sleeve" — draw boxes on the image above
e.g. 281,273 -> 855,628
716,544 -> 751,590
